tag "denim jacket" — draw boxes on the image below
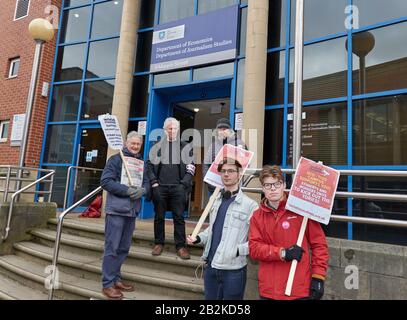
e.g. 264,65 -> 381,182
198,189 -> 258,270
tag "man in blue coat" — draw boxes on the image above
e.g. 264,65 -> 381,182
100,131 -> 145,300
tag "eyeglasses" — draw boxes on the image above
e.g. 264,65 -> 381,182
220,169 -> 238,175
262,181 -> 283,190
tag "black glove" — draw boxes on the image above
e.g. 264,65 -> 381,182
284,245 -> 305,262
127,186 -> 145,201
309,277 -> 324,300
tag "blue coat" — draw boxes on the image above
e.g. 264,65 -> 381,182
100,148 -> 145,217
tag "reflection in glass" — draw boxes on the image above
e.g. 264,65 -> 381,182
354,0 -> 407,28
198,0 -> 236,14
266,51 -> 285,105
263,109 -> 284,165
61,7 -> 91,43
50,84 -> 81,122
268,0 -> 286,49
130,76 -> 150,118
91,0 -> 123,38
43,166 -> 68,207
353,95 -> 407,166
82,80 -> 115,119
291,0 -> 347,44
289,37 -> 347,102
193,63 -> 234,81
239,7 -> 247,55
135,31 -> 153,72
352,23 -> 407,95
64,0 -> 90,8
236,59 -> 245,108
153,70 -> 189,86
43,125 -> 76,164
287,102 -> 348,166
139,0 -> 156,28
86,38 -> 120,78
55,44 -> 86,81
159,0 -> 194,24
353,176 -> 407,246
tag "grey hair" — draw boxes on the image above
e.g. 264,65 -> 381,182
163,117 -> 180,129
126,131 -> 143,141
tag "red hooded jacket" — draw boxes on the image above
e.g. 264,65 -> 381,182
249,197 -> 329,300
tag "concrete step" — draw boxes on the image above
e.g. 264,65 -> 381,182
29,228 -> 204,278
0,275 -> 50,300
47,217 -> 205,255
0,255 -> 179,300
13,241 -> 204,299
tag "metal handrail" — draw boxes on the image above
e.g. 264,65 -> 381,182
48,186 -> 103,300
0,166 -> 54,203
1,170 -> 55,241
242,168 -> 407,228
63,166 -> 103,210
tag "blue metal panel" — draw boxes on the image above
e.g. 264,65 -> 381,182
282,0 -> 291,168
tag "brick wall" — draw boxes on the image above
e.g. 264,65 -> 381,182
0,0 -> 62,167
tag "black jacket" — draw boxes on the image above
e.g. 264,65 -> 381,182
146,139 -> 195,200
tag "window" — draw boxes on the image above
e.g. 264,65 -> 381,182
14,0 -> 30,20
8,58 -> 20,78
0,121 -> 10,142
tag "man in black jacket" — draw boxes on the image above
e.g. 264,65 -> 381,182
146,117 -> 195,260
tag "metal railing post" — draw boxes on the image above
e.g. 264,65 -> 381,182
3,166 -> 11,202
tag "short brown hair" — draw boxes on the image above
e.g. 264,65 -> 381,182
259,165 -> 284,185
217,157 -> 242,172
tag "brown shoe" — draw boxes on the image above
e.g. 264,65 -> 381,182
114,281 -> 134,292
102,287 -> 123,300
152,244 -> 163,256
177,247 -> 190,260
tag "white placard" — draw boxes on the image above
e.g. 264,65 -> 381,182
91,149 -> 98,157
10,113 -> 26,147
86,151 -> 93,162
98,114 -> 124,150
235,113 -> 243,131
137,121 -> 147,135
204,144 -> 254,188
120,157 -> 144,188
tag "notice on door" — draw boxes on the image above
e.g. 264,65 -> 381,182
120,157 -> 144,188
286,157 -> 340,225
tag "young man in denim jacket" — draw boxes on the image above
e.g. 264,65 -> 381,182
187,158 -> 258,300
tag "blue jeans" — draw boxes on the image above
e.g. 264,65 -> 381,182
102,214 -> 136,288
204,264 -> 247,300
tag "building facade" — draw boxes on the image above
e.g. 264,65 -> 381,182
40,0 -> 407,245
0,0 -> 61,167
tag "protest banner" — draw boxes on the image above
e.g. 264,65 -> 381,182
284,157 -> 340,296
98,114 -> 134,186
120,157 -> 144,188
191,144 -> 254,238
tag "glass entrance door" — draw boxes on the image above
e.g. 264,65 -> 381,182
69,126 -> 108,208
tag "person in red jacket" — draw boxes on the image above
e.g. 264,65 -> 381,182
249,165 -> 329,300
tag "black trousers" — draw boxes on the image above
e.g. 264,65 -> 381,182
152,185 -> 187,250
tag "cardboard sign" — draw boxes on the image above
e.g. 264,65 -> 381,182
204,144 -> 254,188
98,114 -> 124,150
286,157 -> 340,225
120,157 -> 144,188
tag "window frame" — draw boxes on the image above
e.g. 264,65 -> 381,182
0,120 -> 10,142
8,58 -> 20,78
13,0 -> 30,21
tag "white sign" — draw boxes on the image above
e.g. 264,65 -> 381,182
121,157 -> 144,188
204,144 -> 254,188
138,121 -> 147,135
91,149 -> 98,157
235,113 -> 243,131
152,25 -> 185,45
86,151 -> 93,162
98,114 -> 123,150
10,113 -> 26,147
